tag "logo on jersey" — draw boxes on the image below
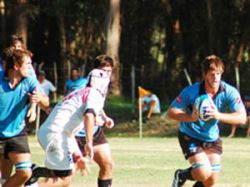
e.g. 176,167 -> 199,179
176,96 -> 182,103
235,97 -> 241,104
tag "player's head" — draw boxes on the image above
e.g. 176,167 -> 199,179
5,49 -> 33,78
87,68 -> 111,95
70,67 -> 81,80
202,55 -> 225,75
94,54 -> 114,68
8,34 -> 24,49
202,55 -> 224,89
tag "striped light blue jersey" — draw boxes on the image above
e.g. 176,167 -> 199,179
0,71 -> 39,138
75,126 -> 100,137
170,81 -> 245,142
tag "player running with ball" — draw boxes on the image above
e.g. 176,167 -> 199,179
167,55 -> 247,187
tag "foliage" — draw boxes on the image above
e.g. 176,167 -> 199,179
1,0 -> 250,97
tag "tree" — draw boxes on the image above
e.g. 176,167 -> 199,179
106,0 -> 121,95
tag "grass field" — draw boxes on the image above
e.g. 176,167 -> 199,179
29,135 -> 250,187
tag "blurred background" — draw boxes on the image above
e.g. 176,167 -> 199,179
1,0 -> 250,102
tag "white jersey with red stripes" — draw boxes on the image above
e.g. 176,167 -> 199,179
39,86 -> 105,137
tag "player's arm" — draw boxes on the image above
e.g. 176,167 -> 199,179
100,110 -> 114,128
30,89 -> 50,109
26,103 -> 37,123
207,89 -> 247,125
167,106 -> 197,122
147,100 -> 156,119
83,111 -> 95,159
207,106 -> 247,125
70,136 -> 90,176
167,86 -> 198,122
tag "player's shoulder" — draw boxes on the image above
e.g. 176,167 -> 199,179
182,82 -> 200,95
221,81 -> 239,94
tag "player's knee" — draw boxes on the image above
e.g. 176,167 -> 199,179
15,161 -> 32,180
204,164 -> 221,185
100,159 -> 114,175
16,169 -> 32,181
204,176 -> 217,186
191,162 -> 212,182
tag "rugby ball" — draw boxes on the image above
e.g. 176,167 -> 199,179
194,94 -> 214,121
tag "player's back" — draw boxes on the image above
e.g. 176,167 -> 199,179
39,86 -> 105,136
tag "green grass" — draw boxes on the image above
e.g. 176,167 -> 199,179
105,96 -> 134,123
29,136 -> 250,187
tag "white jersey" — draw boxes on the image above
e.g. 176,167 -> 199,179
142,94 -> 161,113
39,86 -> 105,137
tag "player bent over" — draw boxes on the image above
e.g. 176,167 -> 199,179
25,68 -> 112,187
167,55 -> 247,187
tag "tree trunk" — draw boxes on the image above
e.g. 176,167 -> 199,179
57,15 -> 69,94
0,0 -> 6,50
206,0 -> 213,54
106,0 -> 121,95
16,0 -> 28,48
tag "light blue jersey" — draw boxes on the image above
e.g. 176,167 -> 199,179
171,81 -> 245,142
76,126 -> 100,137
0,72 -> 38,138
64,77 -> 88,95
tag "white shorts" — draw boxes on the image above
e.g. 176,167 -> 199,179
38,130 -> 75,170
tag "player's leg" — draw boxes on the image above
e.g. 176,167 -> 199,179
3,152 -> 32,187
228,125 -> 237,138
192,138 -> 223,187
2,135 -> 32,187
172,132 -> 211,187
0,141 -> 13,181
0,154 -> 13,180
35,133 -> 74,187
37,170 -> 73,187
201,151 -> 221,187
246,116 -> 250,137
94,143 -> 114,187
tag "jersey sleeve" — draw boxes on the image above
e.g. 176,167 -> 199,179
48,81 -> 56,92
226,86 -> 245,112
26,75 -> 45,94
84,89 -> 104,116
171,86 -> 193,110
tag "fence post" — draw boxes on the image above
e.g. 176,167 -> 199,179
131,65 -> 135,114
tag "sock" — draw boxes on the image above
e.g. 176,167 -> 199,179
193,181 -> 205,187
98,178 -> 112,187
179,167 -> 194,181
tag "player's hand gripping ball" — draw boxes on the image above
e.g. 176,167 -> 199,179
195,94 -> 214,121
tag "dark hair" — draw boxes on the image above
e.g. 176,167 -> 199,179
94,54 -> 114,68
202,55 -> 225,74
8,34 -> 23,47
5,49 -> 33,76
38,70 -> 46,76
71,67 -> 79,73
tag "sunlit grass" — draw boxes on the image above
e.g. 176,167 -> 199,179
29,136 -> 250,187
